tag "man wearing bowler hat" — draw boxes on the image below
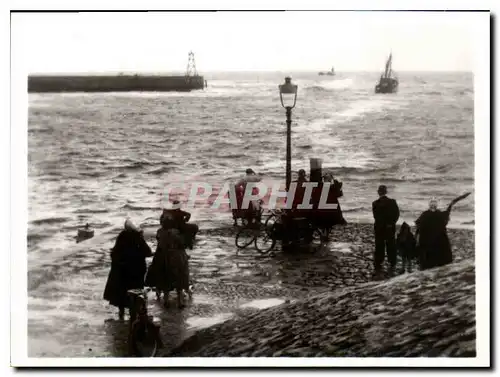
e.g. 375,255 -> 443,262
372,185 -> 400,277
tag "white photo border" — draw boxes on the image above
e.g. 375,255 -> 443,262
8,0 -> 492,369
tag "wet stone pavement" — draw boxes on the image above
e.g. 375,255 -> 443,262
27,223 -> 475,357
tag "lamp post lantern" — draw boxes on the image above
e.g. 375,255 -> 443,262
279,77 -> 298,191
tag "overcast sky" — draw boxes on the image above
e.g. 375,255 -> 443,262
13,11 -> 483,73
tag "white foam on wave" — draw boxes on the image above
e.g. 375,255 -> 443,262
335,98 -> 400,119
294,117 -> 339,134
27,225 -> 116,272
318,78 -> 354,90
290,94 -> 410,170
293,118 -> 377,170
28,101 -> 52,109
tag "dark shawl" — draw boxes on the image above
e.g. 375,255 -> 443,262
103,229 -> 152,308
415,209 -> 452,269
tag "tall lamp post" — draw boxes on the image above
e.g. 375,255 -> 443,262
279,77 -> 298,191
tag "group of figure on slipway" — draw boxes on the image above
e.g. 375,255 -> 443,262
103,167 -> 471,318
372,184 -> 471,279
103,202 -> 198,319
232,169 -> 471,278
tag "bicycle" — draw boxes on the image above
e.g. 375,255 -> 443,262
127,288 -> 163,357
234,200 -> 266,250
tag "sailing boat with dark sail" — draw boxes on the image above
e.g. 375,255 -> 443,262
375,53 -> 398,94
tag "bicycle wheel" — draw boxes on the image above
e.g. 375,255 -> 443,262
254,224 -> 277,254
235,226 -> 257,249
130,320 -> 160,357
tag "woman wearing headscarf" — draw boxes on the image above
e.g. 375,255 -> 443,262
103,219 -> 152,319
145,214 -> 190,309
415,192 -> 471,270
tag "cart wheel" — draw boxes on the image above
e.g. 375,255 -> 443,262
254,226 -> 276,254
310,229 -> 324,253
264,214 -> 277,234
235,226 -> 257,249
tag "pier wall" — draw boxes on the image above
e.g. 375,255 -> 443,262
28,75 -> 205,93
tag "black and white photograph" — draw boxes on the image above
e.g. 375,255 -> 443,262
9,2 -> 491,368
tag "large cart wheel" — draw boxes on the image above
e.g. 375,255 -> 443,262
235,226 -> 257,249
309,229 -> 325,253
254,224 -> 277,254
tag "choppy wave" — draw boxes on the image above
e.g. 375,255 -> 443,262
342,206 -> 369,213
324,164 -> 400,176
27,233 -> 52,245
304,85 -> 331,93
28,269 -> 58,291
146,166 -> 175,175
109,161 -> 155,171
454,88 -> 473,96
79,171 -> 105,178
427,91 -> 444,96
462,220 -> 475,225
30,217 -> 71,226
121,203 -> 163,211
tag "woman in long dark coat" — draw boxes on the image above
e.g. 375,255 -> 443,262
145,216 -> 190,309
103,219 -> 152,319
415,192 -> 471,270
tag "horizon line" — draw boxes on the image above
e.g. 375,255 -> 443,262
28,69 -> 473,75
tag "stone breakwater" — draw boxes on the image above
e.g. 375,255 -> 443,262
27,74 -> 205,93
165,223 -> 475,357
169,259 -> 476,357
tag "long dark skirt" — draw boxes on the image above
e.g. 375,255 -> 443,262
418,232 -> 452,270
145,249 -> 190,293
103,264 -> 146,309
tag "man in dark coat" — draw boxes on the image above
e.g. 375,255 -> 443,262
415,192 -> 471,270
103,219 -> 152,319
372,185 -> 400,276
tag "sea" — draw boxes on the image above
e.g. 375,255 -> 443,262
27,71 -> 474,357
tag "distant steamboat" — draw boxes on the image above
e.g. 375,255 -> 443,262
318,67 -> 335,76
375,53 -> 398,94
